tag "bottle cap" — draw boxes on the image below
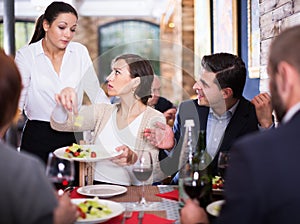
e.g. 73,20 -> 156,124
184,119 -> 195,127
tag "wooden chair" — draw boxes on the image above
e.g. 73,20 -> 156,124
78,140 -> 94,186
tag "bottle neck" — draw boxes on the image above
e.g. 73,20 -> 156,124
196,130 -> 206,153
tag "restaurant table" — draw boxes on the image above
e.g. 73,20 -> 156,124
71,185 -> 181,223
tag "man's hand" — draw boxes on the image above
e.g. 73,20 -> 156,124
180,199 -> 209,224
251,93 -> 273,128
143,121 -> 175,150
54,193 -> 79,224
163,108 -> 177,126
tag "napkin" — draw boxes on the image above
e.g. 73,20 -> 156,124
69,187 -> 86,199
104,211 -> 175,224
155,189 -> 179,201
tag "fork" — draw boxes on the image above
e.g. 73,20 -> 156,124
138,211 -> 144,224
121,209 -> 133,224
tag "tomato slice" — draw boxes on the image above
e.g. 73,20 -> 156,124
73,152 -> 80,157
77,206 -> 86,219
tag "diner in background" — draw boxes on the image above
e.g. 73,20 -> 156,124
180,24 -> 300,224
147,75 -> 177,126
51,53 -> 166,186
0,48 -> 78,224
15,1 -> 109,165
145,52 -> 274,182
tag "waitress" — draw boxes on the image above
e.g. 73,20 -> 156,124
15,1 -> 109,164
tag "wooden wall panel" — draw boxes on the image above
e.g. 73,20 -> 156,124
181,0 -> 195,98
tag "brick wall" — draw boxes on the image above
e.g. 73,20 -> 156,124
259,0 -> 300,92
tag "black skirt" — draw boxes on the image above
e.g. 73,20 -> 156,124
20,119 -> 82,164
20,120 -> 82,185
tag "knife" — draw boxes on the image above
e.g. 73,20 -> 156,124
138,211 -> 144,224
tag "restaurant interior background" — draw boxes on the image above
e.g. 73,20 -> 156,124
0,0 -> 300,105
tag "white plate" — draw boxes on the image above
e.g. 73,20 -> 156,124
212,188 -> 224,193
72,198 -> 125,223
77,185 -> 127,198
206,200 -> 225,217
53,144 -> 122,162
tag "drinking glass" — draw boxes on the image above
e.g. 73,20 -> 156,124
45,152 -> 75,195
182,163 -> 211,207
217,151 -> 231,181
132,150 -> 153,207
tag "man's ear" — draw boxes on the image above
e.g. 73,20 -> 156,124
221,87 -> 233,99
277,62 -> 289,93
277,61 -> 298,102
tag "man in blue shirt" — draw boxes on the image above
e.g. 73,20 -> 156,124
180,24 -> 300,224
144,52 -> 273,181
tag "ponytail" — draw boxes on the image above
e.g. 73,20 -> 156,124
29,14 -> 45,44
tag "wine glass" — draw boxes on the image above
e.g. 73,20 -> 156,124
217,151 -> 231,181
182,163 -> 211,207
45,152 -> 75,196
132,150 -> 153,207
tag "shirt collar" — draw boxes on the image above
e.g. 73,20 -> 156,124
282,102 -> 300,123
34,39 -> 74,56
35,39 -> 44,56
209,100 -> 240,118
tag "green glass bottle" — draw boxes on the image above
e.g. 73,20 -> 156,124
193,130 -> 213,208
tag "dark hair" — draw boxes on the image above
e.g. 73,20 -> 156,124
29,1 -> 78,44
112,54 -> 154,105
201,52 -> 246,99
0,49 -> 22,128
268,25 -> 300,77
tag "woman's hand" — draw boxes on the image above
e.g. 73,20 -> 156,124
110,145 -> 137,166
55,87 -> 78,114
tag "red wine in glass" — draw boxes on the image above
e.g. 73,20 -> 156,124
48,176 -> 73,191
183,172 -> 207,197
218,164 -> 229,180
218,151 -> 230,181
132,150 -> 153,207
183,170 -> 212,208
46,153 -> 75,195
133,168 -> 153,182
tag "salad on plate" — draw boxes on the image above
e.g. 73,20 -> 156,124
76,197 -> 112,220
63,143 -> 97,159
72,197 -> 125,223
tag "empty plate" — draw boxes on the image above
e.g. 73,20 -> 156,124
77,184 -> 127,198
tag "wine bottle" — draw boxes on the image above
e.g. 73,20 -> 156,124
193,130 -> 213,208
178,119 -> 195,208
